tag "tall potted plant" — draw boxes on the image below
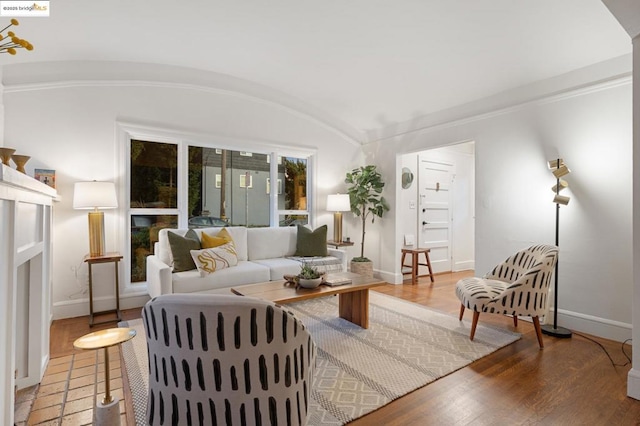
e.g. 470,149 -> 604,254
345,165 -> 389,277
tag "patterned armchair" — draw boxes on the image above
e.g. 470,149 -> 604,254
455,244 -> 558,348
142,293 -> 316,425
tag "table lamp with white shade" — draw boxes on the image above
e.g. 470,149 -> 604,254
327,193 -> 351,243
73,181 -> 118,257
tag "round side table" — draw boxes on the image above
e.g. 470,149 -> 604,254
74,328 -> 136,426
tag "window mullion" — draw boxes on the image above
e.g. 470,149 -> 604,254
178,141 -> 189,228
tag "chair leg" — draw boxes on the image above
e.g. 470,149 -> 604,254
459,304 -> 465,321
513,315 -> 518,327
532,316 -> 544,349
470,311 -> 480,341
424,250 -> 434,283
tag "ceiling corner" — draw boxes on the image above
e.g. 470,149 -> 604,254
602,0 -> 640,39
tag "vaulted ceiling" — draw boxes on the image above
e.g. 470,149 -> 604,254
1,0 -> 631,141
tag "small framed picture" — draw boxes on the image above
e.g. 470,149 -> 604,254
34,169 -> 56,188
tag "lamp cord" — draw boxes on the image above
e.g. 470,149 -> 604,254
572,331 -> 631,367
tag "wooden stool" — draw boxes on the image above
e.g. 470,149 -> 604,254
401,247 -> 434,284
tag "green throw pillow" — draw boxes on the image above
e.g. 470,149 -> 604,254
167,229 -> 200,272
294,225 -> 328,257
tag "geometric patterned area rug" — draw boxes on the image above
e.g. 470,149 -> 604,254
120,292 -> 520,425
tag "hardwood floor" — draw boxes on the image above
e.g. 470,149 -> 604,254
48,271 -> 640,425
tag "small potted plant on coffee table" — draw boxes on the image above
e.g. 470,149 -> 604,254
297,262 -> 324,288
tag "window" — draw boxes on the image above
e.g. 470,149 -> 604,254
188,150 -> 310,228
279,157 -> 308,227
129,139 -> 180,282
189,147 -> 270,227
123,126 -> 313,286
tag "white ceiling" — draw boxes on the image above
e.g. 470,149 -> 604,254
1,0 -> 632,137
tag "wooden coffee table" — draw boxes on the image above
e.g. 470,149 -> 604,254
231,272 -> 385,329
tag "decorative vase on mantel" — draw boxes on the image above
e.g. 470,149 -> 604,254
11,154 -> 30,174
0,147 -> 15,166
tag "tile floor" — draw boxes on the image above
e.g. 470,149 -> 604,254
16,346 -> 130,425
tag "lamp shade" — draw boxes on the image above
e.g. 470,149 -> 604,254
552,165 -> 571,179
551,179 -> 569,193
547,159 -> 565,169
553,194 -> 570,205
327,194 -> 350,212
73,181 -> 118,210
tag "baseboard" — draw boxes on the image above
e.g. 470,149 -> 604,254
627,369 -> 640,400
374,270 -> 631,342
52,291 -> 150,320
453,260 -> 474,271
544,307 -> 631,343
377,269 -> 402,285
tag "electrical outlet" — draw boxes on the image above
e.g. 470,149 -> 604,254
409,201 -> 416,209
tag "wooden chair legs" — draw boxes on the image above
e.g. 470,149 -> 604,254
460,308 -> 543,349
470,311 -> 480,341
532,316 -> 544,349
459,305 -> 479,341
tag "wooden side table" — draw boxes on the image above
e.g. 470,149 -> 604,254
84,252 -> 123,327
401,247 -> 434,284
327,240 -> 354,249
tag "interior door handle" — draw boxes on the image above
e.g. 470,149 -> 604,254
422,221 -> 428,225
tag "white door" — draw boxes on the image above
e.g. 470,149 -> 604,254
419,157 -> 453,273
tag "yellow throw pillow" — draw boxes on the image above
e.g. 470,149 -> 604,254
201,228 -> 234,248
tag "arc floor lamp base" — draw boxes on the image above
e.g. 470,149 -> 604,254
541,324 -> 572,338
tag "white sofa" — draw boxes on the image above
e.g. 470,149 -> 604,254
146,226 -> 347,298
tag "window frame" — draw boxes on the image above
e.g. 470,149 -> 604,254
117,123 -> 316,290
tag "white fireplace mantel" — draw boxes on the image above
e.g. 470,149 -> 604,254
0,164 -> 57,425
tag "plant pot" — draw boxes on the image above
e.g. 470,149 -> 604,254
298,277 -> 322,289
350,260 -> 373,278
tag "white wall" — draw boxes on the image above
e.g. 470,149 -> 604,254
365,61 -> 633,341
1,62 -> 363,319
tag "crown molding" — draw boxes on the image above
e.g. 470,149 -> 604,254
1,61 -> 365,147
368,54 -> 632,144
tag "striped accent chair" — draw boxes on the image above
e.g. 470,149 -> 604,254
455,244 -> 558,348
142,294 -> 316,425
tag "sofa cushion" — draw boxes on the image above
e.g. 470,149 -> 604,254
252,258 -> 306,281
247,226 -> 297,261
200,227 -> 248,261
172,261 -> 270,293
167,229 -> 200,272
201,228 -> 233,249
294,225 -> 328,257
190,242 -> 238,276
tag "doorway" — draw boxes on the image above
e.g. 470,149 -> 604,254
399,141 -> 475,278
